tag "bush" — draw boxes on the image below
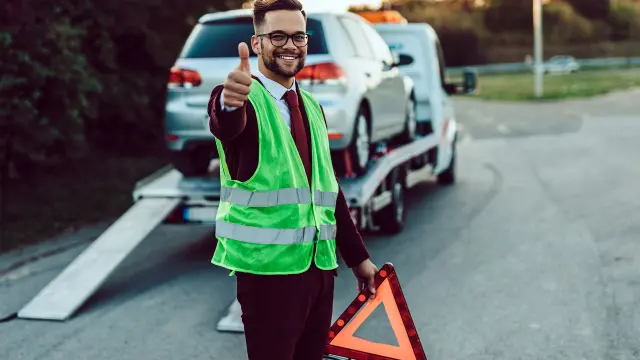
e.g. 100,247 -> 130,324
0,1 -> 101,178
565,0 -> 611,20
438,27 -> 486,66
0,0 -> 246,179
392,3 -> 487,65
483,2 -> 532,33
542,1 -> 598,43
607,3 -> 640,41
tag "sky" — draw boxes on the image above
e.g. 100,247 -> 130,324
300,0 -> 384,11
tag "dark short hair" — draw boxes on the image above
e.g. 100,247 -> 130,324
252,0 -> 306,32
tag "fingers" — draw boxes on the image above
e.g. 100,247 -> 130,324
228,70 -> 252,86
223,80 -> 250,96
224,98 -> 245,108
223,68 -> 252,108
222,89 -> 247,107
358,278 -> 366,294
368,275 -> 377,299
237,42 -> 251,73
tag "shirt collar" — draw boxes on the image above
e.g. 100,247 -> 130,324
255,70 -> 296,101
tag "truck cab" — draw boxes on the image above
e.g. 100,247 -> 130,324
374,22 -> 477,173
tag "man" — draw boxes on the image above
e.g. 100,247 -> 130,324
207,0 -> 378,358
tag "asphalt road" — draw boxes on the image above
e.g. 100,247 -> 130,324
2,89 -> 640,360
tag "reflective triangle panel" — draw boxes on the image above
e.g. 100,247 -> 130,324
325,263 -> 427,360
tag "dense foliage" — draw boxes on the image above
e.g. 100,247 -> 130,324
0,0 -> 245,179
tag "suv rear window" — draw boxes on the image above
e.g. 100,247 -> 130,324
180,17 -> 329,58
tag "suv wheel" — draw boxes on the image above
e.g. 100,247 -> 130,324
399,96 -> 417,144
347,107 -> 371,176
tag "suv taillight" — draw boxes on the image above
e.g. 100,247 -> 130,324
168,67 -> 202,88
296,62 -> 346,83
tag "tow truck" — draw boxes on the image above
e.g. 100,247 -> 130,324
15,118 -> 457,328
15,38 -> 475,328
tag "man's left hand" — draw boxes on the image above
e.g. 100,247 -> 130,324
352,259 -> 379,299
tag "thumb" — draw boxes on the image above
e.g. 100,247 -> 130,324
237,42 -> 250,73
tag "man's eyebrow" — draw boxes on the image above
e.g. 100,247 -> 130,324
270,30 -> 307,34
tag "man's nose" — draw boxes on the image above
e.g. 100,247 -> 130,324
282,37 -> 297,50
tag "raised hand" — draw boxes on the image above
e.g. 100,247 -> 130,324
222,42 -> 252,108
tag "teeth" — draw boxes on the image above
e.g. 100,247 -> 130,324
279,56 -> 295,60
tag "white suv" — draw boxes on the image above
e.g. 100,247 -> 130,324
165,9 -> 416,177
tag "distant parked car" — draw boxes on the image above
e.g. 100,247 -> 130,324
532,55 -> 580,75
164,9 -> 416,177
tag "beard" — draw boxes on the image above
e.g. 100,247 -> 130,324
262,42 -> 306,78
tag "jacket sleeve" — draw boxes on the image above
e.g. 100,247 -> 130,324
208,85 -> 249,142
320,106 -> 371,268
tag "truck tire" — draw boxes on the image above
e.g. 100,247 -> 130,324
374,168 -> 406,234
436,138 -> 456,186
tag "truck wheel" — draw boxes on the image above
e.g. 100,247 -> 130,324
374,169 -> 406,234
436,138 -> 456,186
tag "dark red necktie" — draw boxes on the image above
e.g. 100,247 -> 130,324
283,90 -> 312,184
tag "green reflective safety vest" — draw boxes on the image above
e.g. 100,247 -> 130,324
211,79 -> 339,275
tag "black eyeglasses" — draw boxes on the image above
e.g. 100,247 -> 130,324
256,32 -> 311,47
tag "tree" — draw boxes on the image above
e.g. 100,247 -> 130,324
483,0 -> 532,32
565,0 -> 610,20
0,0 -> 248,178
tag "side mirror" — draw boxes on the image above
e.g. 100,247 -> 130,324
444,68 -> 479,96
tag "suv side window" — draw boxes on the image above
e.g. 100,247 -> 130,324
338,17 -> 375,59
359,21 -> 395,66
334,18 -> 357,57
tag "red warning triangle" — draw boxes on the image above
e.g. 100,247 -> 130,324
325,263 -> 427,360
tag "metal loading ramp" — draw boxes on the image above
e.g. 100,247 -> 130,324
18,198 -> 181,321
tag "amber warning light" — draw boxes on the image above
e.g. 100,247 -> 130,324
324,263 -> 428,360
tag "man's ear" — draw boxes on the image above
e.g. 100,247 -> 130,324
251,35 -> 261,55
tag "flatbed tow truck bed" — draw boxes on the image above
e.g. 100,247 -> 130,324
16,132 -> 449,330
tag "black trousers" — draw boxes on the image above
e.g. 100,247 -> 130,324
236,264 -> 335,360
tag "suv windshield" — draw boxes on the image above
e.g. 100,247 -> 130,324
180,17 -> 329,58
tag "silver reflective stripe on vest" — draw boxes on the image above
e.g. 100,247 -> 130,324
216,221 -> 337,245
220,187 -> 311,207
319,224 -> 337,241
221,187 -> 337,207
314,189 -> 338,207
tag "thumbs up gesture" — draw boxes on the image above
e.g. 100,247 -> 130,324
222,42 -> 252,108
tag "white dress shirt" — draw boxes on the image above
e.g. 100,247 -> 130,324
220,70 -> 296,130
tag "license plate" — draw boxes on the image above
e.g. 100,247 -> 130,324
183,206 -> 218,223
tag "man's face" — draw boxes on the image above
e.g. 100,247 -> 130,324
252,10 -> 307,78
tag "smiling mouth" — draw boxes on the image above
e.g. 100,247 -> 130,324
278,55 -> 297,60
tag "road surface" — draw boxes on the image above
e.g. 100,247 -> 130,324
1,89 -> 639,360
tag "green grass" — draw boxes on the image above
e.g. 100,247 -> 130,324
460,67 -> 640,101
0,155 -> 168,254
